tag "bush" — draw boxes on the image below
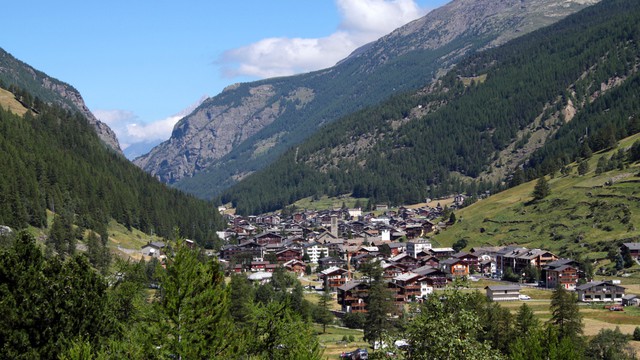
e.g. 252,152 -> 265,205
633,326 -> 640,341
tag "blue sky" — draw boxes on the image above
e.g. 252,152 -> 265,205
2,0 -> 448,157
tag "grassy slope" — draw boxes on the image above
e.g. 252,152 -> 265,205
434,132 -> 640,260
0,88 -> 28,116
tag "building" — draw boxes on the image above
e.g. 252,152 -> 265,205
337,281 -> 370,313
141,241 -> 165,258
318,266 -> 349,290
576,281 -> 625,303
440,258 -> 469,277
622,243 -> 640,259
485,285 -> 521,302
542,259 -> 580,290
303,242 -> 329,264
406,239 -> 432,258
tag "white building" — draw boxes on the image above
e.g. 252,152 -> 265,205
304,243 -> 329,264
406,239 -> 432,258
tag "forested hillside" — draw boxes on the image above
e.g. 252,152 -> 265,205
142,0 -> 595,198
0,84 -> 223,244
221,0 -> 640,215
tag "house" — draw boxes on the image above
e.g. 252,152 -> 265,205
389,272 -> 430,304
542,259 -> 580,290
337,281 -> 370,313
485,285 -> 521,301
429,247 -> 455,259
622,294 -> 640,306
141,241 -> 165,258
275,248 -> 302,263
318,266 -> 349,290
622,243 -> 640,260
440,258 -> 469,277
253,232 -> 284,246
382,263 -> 405,280
318,256 -> 346,270
283,259 -> 306,276
413,266 -> 449,289
576,281 -> 625,303
452,252 -> 479,273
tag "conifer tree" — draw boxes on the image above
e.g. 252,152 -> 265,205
549,284 -> 583,341
532,176 -> 550,201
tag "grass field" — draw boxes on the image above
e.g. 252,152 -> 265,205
314,325 -> 367,359
0,88 -> 29,116
434,132 -> 640,265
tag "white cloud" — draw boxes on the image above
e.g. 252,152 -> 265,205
220,0 -> 429,79
94,96 -> 206,151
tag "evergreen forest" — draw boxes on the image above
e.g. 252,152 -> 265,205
0,84 -> 223,244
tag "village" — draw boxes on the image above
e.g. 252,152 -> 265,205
140,201 -> 640,311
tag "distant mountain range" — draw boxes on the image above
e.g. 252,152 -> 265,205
0,48 -> 122,155
134,0 -> 598,199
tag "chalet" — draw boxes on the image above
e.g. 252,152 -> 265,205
413,266 -> 449,289
429,247 -> 455,259
141,241 -> 165,258
418,255 -> 440,268
440,258 -> 469,278
283,259 -> 306,276
382,263 -> 405,280
219,241 -> 264,261
253,232 -> 284,246
622,243 -> 640,260
452,252 -> 479,272
250,261 -> 269,272
337,281 -> 370,313
485,285 -> 521,302
318,256 -> 346,269
388,253 -> 420,270
496,246 -> 557,276
275,248 -> 302,263
387,242 -> 406,256
389,272 -> 424,304
542,259 -> 580,290
318,266 -> 349,290
576,281 -> 625,303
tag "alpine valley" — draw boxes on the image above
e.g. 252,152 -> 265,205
135,0 -> 600,202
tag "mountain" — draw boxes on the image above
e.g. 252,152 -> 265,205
220,0 -> 640,215
0,82 -> 223,244
0,47 -> 123,155
135,0 -> 598,198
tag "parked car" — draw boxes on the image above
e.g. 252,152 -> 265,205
518,294 -> 531,300
340,348 -> 368,359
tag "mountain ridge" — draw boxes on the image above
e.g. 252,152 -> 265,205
0,47 -> 122,155
136,0 -> 598,197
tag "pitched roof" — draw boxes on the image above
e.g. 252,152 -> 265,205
623,243 -> 640,251
338,281 -> 367,292
485,285 -> 521,291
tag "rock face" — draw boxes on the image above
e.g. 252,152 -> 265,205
136,0 -> 599,197
0,48 -> 123,155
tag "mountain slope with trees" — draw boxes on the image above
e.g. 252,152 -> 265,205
220,0 -> 640,215
0,48 -> 122,154
136,0 -> 597,198
0,84 -> 223,246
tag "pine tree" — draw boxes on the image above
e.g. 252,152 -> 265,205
549,284 -> 583,341
364,280 -> 396,348
157,238 -> 238,358
314,287 -> 334,333
532,176 -> 550,201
